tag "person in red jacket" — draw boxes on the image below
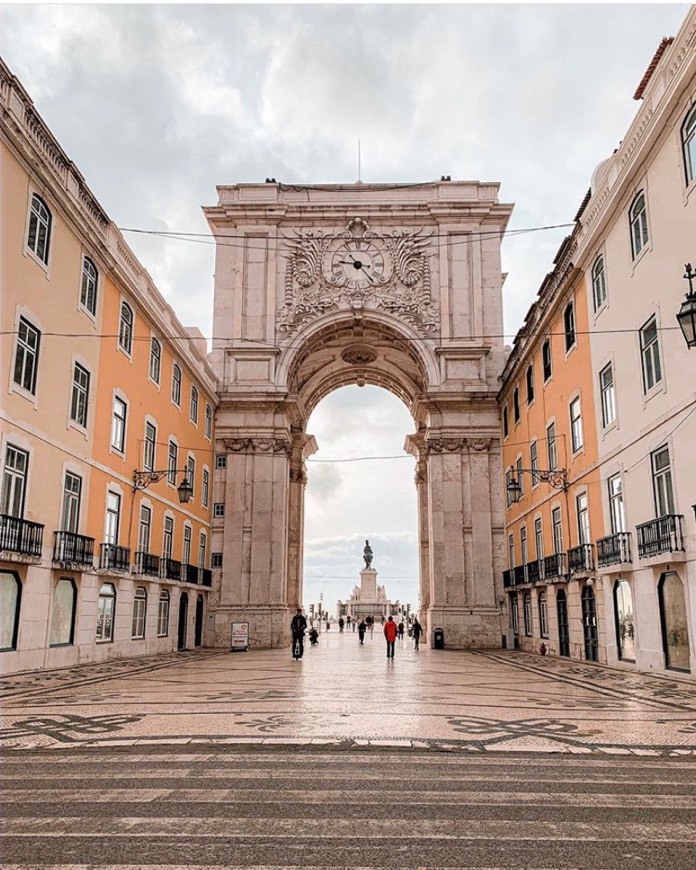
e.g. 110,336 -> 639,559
384,615 -> 398,659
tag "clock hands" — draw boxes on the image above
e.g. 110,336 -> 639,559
336,254 -> 376,283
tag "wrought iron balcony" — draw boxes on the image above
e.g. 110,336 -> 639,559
596,532 -> 632,567
543,552 -> 566,580
53,531 -> 95,567
526,559 -> 543,584
99,543 -> 130,572
161,557 -> 182,582
201,569 -> 212,587
568,543 -> 595,574
0,514 -> 44,557
513,565 -> 527,586
134,551 -> 160,577
503,568 -> 514,589
183,562 -> 200,585
636,515 -> 685,559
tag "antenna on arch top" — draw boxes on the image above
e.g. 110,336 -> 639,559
356,139 -> 362,184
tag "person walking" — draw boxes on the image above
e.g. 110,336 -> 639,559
291,607 -> 307,660
366,615 -> 374,639
384,615 -> 398,659
338,617 -> 345,633
412,616 -> 423,651
358,619 -> 367,645
397,621 -> 405,640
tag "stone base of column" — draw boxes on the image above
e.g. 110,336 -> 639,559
426,606 -> 502,649
207,605 -> 293,650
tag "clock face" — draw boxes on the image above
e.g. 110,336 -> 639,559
325,240 -> 386,290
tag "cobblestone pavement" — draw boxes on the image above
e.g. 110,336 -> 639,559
2,630 -> 696,755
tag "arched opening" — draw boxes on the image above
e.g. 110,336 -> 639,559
581,584 -> 598,662
556,588 -> 570,657
195,594 -> 204,647
613,578 -> 635,662
177,592 -> 188,651
658,572 -> 690,672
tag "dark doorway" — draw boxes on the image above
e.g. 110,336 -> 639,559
582,584 -> 599,662
557,588 -> 570,657
194,594 -> 204,647
177,593 -> 188,651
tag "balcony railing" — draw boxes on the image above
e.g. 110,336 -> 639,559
513,565 -> 527,586
183,563 -> 200,585
543,553 -> 566,580
201,569 -> 212,587
636,514 -> 685,559
568,543 -> 595,574
161,557 -> 182,582
99,543 -> 130,572
0,514 -> 44,557
503,568 -> 514,589
526,559 -> 543,584
597,532 -> 632,567
135,551 -> 160,577
53,531 -> 95,567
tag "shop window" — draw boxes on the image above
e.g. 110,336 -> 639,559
49,578 -> 77,646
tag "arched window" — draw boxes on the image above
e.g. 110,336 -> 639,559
591,255 -> 606,311
80,257 -> 98,316
613,578 -> 635,662
190,385 -> 199,423
658,572 -> 690,672
49,577 -> 77,646
563,301 -> 576,351
27,194 -> 52,264
118,302 -> 134,354
172,363 -> 182,406
149,337 -> 161,384
132,587 -> 147,639
0,571 -> 22,651
157,590 -> 170,637
96,583 -> 116,642
629,192 -> 649,259
682,103 -> 696,185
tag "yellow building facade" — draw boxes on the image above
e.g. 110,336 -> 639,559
0,58 -> 217,674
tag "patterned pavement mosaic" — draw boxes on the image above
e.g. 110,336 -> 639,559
2,629 -> 696,755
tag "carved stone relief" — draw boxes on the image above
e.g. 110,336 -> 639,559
224,437 -> 292,457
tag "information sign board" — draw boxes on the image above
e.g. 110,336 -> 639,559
231,621 -> 249,651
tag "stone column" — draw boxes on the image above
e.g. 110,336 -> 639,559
404,433 -> 431,619
286,433 -> 318,612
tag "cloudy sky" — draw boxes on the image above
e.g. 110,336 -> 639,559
1,2 -> 688,613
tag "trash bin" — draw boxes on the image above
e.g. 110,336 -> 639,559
433,628 -> 445,649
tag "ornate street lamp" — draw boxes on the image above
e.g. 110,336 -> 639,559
676,263 -> 696,349
133,469 -> 193,504
506,467 -> 568,504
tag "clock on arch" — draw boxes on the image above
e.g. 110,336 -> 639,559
323,238 -> 387,290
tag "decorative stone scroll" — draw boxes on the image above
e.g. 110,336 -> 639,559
289,464 -> 308,484
278,217 -> 438,337
468,439 -> 492,452
224,437 -> 291,457
424,438 -> 492,455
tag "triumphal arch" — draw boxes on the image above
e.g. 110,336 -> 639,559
204,180 -> 513,649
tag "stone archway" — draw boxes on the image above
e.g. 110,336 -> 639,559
205,181 -> 512,649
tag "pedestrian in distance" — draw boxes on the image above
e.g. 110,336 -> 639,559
291,608 -> 307,660
366,615 -> 374,639
397,621 -> 405,640
412,617 -> 423,651
384,615 -> 398,659
358,619 -> 367,645
338,617 -> 345,633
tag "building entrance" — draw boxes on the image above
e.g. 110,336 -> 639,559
205,180 -> 512,649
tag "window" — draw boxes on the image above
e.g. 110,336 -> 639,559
508,534 -> 515,570
202,469 -> 209,507
576,492 -> 590,545
96,583 -> 116,642
563,301 -> 576,351
570,397 -> 583,453
183,525 -> 192,565
592,255 -> 607,311
190,385 -> 199,424
629,192 -> 649,259
552,507 -> 563,554
70,363 -> 90,428
61,472 -> 82,533
599,363 -> 616,427
538,591 -> 548,638
211,552 -> 223,568
118,302 -> 134,354
516,457 -> 523,498
104,491 -> 121,545
658,572 -> 691,671
534,517 -> 543,560
542,338 -> 552,381
27,194 -> 51,264
187,456 -> 195,499
0,571 -> 22,651
683,104 -> 696,185
614,579 -> 635,662
111,396 -> 127,452
205,404 -> 212,440
144,422 -> 156,471
168,440 -> 178,485
523,593 -> 532,636
525,365 -> 534,404
214,503 -> 225,518
651,446 -> 675,517
138,505 -> 151,554
546,422 -> 557,470
513,388 -> 520,424
49,578 -> 76,646
608,474 -> 625,534
520,526 -> 528,566
502,406 -> 509,438
1,445 -> 29,518
80,257 -> 98,316
163,516 -> 174,561
198,531 -> 207,570
132,587 -> 147,639
149,337 -> 161,384
510,594 -> 519,634
157,590 -> 170,637
172,363 -> 182,406
13,316 -> 41,395
640,316 -> 662,393
215,454 -> 227,469
530,441 -> 539,485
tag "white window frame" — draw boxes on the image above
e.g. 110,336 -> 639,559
26,193 -> 52,265
172,363 -> 182,406
530,441 -> 539,486
167,439 -> 178,486
651,446 -> 675,517
2,445 -> 29,518
202,467 -> 209,507
182,524 -> 192,565
639,315 -> 662,394
157,590 -> 170,637
569,397 -> 583,453
205,404 -> 212,440
608,473 -> 625,534
213,502 -> 225,518
552,506 -> 563,554
629,191 -> 649,259
61,471 -> 82,533
190,385 -> 199,424
96,583 -> 116,642
542,338 -> 552,381
591,255 -> 607,312
143,421 -> 157,471
118,301 -> 134,356
70,362 -> 90,429
80,256 -> 98,317
13,316 -> 41,396
546,422 -> 557,470
163,515 -> 174,561
187,455 -> 195,499
563,300 -> 576,352
599,363 -> 616,427
215,454 -> 227,469
576,492 -> 590,546
104,491 -> 121,545
149,336 -> 162,385
131,587 -> 147,639
137,504 -> 152,554
683,103 -> 696,187
538,590 -> 548,638
111,395 -> 127,453
534,517 -> 543,560
525,365 -> 534,405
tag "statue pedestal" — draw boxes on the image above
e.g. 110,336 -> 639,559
360,568 -> 378,599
